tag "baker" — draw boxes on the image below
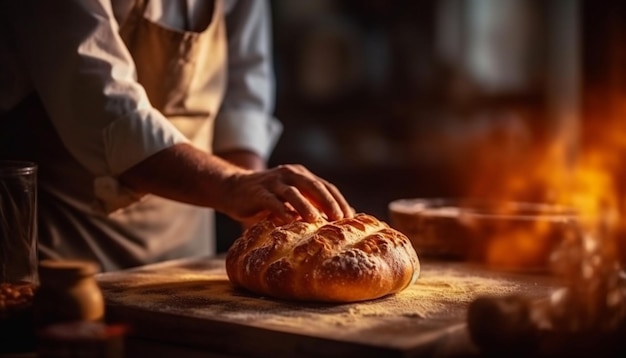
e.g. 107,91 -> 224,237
0,0 -> 353,271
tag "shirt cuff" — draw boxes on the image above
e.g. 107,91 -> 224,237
103,107 -> 190,175
94,108 -> 190,214
213,109 -> 283,160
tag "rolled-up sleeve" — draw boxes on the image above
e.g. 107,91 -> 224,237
215,0 -> 282,160
5,0 -> 189,178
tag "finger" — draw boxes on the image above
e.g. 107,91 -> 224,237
290,177 -> 349,220
276,184 -> 321,223
274,165 -> 349,220
320,180 -> 354,219
240,210 -> 271,229
267,209 -> 300,226
304,182 -> 343,220
285,165 -> 353,219
245,190 -> 288,224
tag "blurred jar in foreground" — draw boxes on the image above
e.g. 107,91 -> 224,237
34,260 -> 105,327
34,260 -> 124,358
0,160 -> 38,354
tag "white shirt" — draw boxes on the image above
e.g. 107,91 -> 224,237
0,0 -> 282,270
0,0 -> 281,189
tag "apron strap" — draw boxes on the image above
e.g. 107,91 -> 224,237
131,0 -> 151,18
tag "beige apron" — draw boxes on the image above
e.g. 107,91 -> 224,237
119,0 -> 226,143
0,0 -> 228,271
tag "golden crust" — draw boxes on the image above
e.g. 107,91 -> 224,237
225,213 -> 420,303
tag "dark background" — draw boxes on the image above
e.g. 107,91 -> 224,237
216,0 -> 626,253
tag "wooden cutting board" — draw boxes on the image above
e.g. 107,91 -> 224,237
96,257 -> 557,358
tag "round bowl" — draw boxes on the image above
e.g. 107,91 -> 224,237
388,198 -> 577,272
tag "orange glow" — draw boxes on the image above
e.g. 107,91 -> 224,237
463,114 -> 625,256
462,96 -> 626,330
485,225 -> 554,269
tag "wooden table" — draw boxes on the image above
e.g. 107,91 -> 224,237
96,257 -> 558,358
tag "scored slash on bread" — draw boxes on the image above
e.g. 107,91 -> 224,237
225,213 -> 421,303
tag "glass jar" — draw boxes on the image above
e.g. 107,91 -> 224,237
34,260 -> 105,328
0,160 -> 38,354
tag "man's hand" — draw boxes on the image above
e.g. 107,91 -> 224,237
218,164 -> 354,226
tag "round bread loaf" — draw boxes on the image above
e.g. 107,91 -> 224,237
225,213 -> 420,302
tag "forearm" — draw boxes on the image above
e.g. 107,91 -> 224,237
216,149 -> 266,171
119,143 -> 354,225
118,143 -> 248,212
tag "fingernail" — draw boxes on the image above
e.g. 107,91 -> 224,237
307,212 -> 321,223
